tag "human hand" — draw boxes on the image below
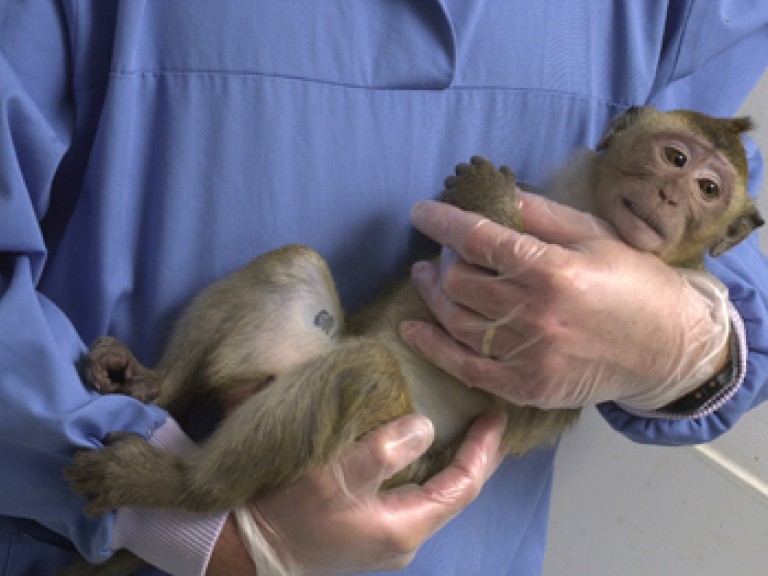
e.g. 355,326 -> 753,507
208,410 -> 506,576
400,194 -> 731,411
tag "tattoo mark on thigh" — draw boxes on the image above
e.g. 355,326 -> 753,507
314,309 -> 335,335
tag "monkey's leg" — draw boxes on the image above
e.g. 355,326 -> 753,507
442,156 -> 523,231
85,336 -> 161,403
154,244 -> 344,417
191,340 -> 422,504
66,341 -> 416,514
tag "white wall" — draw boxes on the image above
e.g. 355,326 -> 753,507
544,72 -> 768,576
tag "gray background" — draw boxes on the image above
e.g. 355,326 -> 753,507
741,72 -> 768,251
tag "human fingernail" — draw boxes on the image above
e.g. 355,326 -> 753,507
399,320 -> 422,348
392,414 -> 434,454
410,201 -> 428,222
411,260 -> 436,281
515,188 -> 529,210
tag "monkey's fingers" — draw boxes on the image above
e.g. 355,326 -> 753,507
118,370 -> 162,403
85,336 -> 134,393
64,450 -> 117,516
85,336 -> 161,402
441,156 -> 522,232
65,433 -> 161,516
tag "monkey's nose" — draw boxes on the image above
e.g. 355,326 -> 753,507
658,188 -> 678,207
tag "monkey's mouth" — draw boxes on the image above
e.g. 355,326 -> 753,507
621,198 -> 665,238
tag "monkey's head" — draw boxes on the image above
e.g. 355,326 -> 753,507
592,106 -> 763,268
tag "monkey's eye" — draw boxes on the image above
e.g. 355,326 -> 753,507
698,179 -> 720,199
664,147 -> 687,168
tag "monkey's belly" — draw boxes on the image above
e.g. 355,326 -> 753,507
397,346 -> 494,449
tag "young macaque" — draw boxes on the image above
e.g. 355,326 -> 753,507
64,107 -> 762,574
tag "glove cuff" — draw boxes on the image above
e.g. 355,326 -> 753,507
233,507 -> 290,576
656,329 -> 738,415
618,302 -> 746,420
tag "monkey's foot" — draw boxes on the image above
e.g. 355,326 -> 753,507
65,433 -> 187,515
85,337 -> 160,403
442,156 -> 523,231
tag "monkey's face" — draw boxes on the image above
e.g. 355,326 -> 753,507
594,127 -> 744,266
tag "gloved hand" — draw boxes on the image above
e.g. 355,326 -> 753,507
400,194 -> 731,412
212,410 -> 506,576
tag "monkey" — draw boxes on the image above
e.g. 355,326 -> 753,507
62,107 -> 762,576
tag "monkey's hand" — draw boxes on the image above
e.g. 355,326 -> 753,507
402,196 -> 731,412
441,156 -> 523,232
85,336 -> 161,403
211,411 -> 506,576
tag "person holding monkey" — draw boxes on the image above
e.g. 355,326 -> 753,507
1,2 -> 767,576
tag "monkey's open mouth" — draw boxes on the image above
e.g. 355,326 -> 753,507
622,198 -> 665,238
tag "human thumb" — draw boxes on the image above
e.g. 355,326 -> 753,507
517,190 -> 614,245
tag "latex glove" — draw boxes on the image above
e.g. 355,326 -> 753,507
210,410 -> 506,576
400,194 -> 731,412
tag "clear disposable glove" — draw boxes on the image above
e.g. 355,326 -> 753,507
400,194 -> 731,412
210,411 -> 506,576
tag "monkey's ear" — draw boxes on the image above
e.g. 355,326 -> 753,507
709,204 -> 765,257
596,106 -> 653,150
726,116 -> 755,135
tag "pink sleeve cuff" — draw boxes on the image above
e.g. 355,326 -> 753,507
112,418 -> 228,576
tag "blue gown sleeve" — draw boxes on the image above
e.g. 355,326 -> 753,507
0,2 -> 166,562
599,0 -> 768,445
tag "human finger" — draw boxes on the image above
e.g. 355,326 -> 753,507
379,410 -> 507,540
436,253 -> 531,322
399,319 -> 521,393
410,201 -> 525,272
516,190 -> 616,244
411,260 -> 528,356
410,200 -> 569,280
334,413 -> 435,497
411,260 -> 493,341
